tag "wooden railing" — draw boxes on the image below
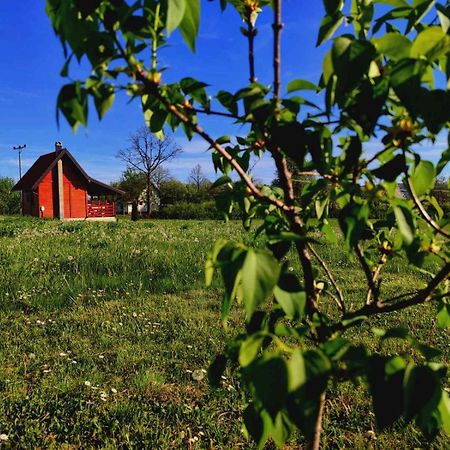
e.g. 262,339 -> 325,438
87,200 -> 116,218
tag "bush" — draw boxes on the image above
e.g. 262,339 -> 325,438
155,201 -> 243,220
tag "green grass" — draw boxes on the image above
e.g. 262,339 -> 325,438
0,216 -> 448,449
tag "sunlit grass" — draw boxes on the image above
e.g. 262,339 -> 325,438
0,216 -> 448,448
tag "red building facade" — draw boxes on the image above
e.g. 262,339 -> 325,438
13,143 -> 124,219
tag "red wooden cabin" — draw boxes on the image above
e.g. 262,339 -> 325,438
12,143 -> 124,220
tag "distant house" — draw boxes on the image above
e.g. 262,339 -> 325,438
12,142 -> 124,220
116,185 -> 161,216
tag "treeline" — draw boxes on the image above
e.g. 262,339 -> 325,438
0,177 -> 20,215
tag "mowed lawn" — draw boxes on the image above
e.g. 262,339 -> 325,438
0,216 -> 448,449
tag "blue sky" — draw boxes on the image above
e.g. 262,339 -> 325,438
0,1 -> 446,185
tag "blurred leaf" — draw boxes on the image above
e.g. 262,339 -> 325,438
286,79 -> 318,93
372,33 -> 412,60
179,0 -> 200,51
393,204 -> 415,245
242,249 -> 280,319
410,26 -> 450,62
317,13 -> 344,46
167,0 -> 186,35
437,301 -> 450,329
410,160 -> 435,197
239,334 -> 265,367
274,274 -> 306,320
249,356 -> 288,419
243,404 -> 271,449
372,154 -> 406,182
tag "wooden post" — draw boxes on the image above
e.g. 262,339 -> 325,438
57,159 -> 64,219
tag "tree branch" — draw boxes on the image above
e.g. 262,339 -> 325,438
403,165 -> 450,239
246,11 -> 256,83
181,104 -> 240,120
272,0 -> 283,101
354,243 -> 380,306
341,261 -> 450,322
307,243 -> 346,313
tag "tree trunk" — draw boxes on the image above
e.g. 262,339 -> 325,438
146,174 -> 151,217
306,393 -> 326,450
131,200 -> 139,222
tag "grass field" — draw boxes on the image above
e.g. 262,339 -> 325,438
0,216 -> 448,449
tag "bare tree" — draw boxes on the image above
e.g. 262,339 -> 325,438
117,127 -> 181,214
188,164 -> 208,192
151,166 -> 171,187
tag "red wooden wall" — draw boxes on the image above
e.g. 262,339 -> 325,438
37,157 -> 88,218
63,159 -> 87,218
38,170 -> 56,218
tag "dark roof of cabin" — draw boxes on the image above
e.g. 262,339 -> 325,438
12,148 -> 124,196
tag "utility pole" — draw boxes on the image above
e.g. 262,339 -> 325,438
13,144 -> 26,179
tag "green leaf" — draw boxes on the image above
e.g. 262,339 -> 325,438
249,356 -> 288,419
239,334 -> 265,367
316,13 -> 344,46
211,175 -> 232,189
374,0 -> 409,6
243,404 -> 271,449
372,154 -> 406,182
372,33 -> 412,61
179,0 -> 200,52
323,0 -> 344,15
274,274 -> 306,320
403,365 -> 441,423
338,202 -> 369,248
92,84 -> 115,120
167,0 -> 186,35
271,412 -> 293,448
437,301 -> 450,329
216,90 -> 238,116
410,26 -> 450,62
368,356 -> 405,430
436,3 -> 450,34
438,391 -> 450,435
57,82 -> 88,130
393,204 -> 415,245
287,349 -> 306,392
241,249 -> 280,319
410,160 -> 435,197
286,79 -> 319,93
436,137 -> 450,175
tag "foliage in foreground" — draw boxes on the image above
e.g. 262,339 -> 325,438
45,0 -> 450,447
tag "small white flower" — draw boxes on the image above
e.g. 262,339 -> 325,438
71,360 -> 77,364
132,312 -> 137,318
59,352 -> 67,357
187,345 -> 193,349
84,381 -> 91,387
67,255 -> 74,261
110,388 -> 117,394
192,369 -> 205,381
0,434 -> 8,441
98,355 -> 105,359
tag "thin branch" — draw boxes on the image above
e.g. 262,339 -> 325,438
247,13 -> 256,83
341,262 -> 450,322
404,167 -> 450,239
272,0 -> 283,101
307,243 -> 346,313
354,243 -> 380,305
182,104 -> 240,120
